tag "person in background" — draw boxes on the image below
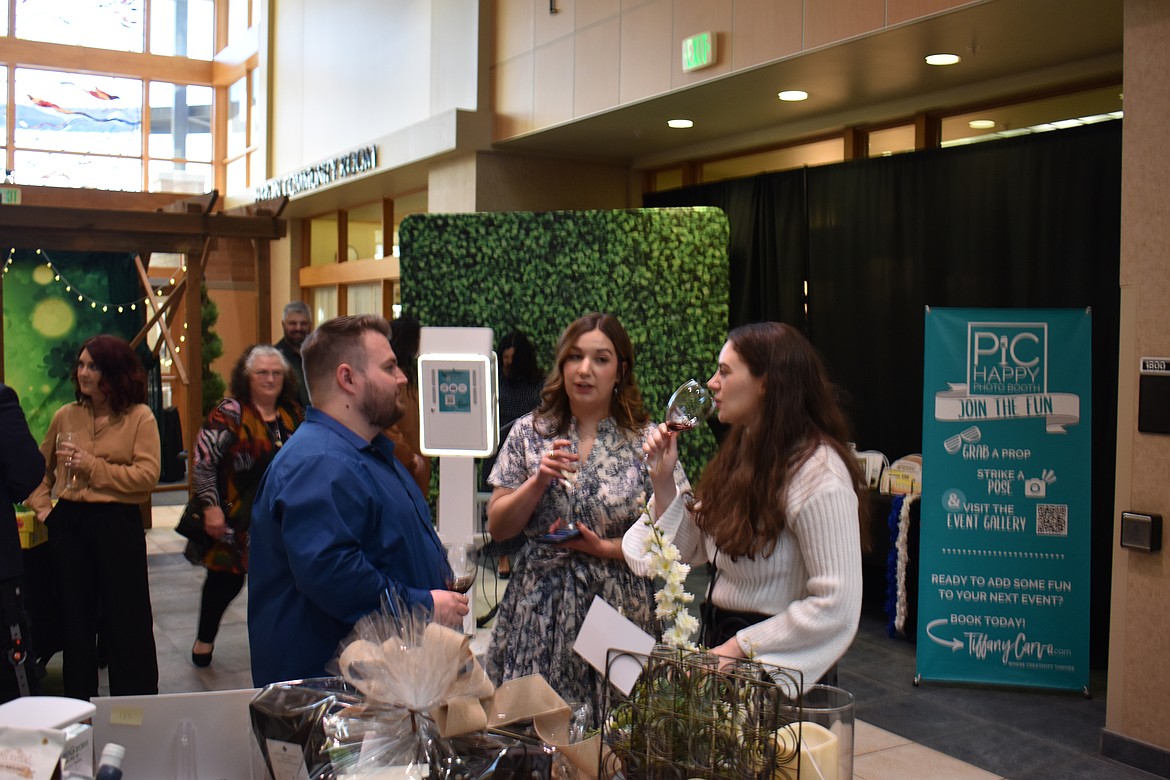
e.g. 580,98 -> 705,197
497,330 -> 544,427
274,300 -> 312,408
484,312 -> 689,723
485,330 -> 544,578
624,322 -> 868,686
0,383 -> 46,702
189,345 -> 304,668
248,315 -> 467,686
383,315 -> 429,495
28,335 -> 161,700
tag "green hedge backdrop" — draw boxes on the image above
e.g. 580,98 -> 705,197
400,207 -> 730,483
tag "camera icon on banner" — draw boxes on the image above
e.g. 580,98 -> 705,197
1024,469 -> 1057,499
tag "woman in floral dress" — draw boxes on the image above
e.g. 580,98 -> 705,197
484,313 -> 689,722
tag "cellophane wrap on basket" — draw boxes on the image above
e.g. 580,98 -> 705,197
250,598 -> 605,779
324,597 -> 496,778
249,677 -> 365,780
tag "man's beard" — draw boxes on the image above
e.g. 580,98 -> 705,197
362,389 -> 404,430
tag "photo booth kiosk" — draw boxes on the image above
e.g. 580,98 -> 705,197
418,327 -> 498,633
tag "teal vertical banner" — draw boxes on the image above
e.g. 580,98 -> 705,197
916,308 -> 1091,691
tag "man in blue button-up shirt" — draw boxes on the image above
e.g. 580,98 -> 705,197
248,314 -> 468,686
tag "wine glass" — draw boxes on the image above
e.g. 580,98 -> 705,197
56,431 -> 81,489
645,379 -> 716,475
560,439 -> 579,531
664,379 -> 715,432
443,542 -> 477,594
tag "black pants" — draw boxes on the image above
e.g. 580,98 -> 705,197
48,500 -> 159,700
197,569 -> 245,644
702,602 -> 838,687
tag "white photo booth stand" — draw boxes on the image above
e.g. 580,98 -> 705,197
418,327 -> 499,634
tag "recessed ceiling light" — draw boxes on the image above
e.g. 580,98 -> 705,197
777,90 -> 808,102
968,119 -> 996,130
667,119 -> 693,129
925,53 -> 961,66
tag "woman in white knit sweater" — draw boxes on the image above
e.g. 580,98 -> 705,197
623,322 -> 869,686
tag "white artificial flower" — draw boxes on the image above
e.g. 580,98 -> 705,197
643,512 -> 699,648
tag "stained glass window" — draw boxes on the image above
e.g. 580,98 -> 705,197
15,69 -> 142,157
16,0 -> 145,53
149,0 -> 215,60
15,150 -> 142,191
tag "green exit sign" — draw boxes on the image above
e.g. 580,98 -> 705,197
681,31 -> 716,73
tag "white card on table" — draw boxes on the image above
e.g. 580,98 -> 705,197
572,595 -> 657,695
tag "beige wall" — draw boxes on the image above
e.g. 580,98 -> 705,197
1107,0 -> 1170,754
473,151 -> 631,211
269,0 -> 480,176
426,149 -> 632,214
490,0 -> 976,142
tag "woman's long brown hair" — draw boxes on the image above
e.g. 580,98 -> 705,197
533,312 -> 649,437
694,322 -> 869,559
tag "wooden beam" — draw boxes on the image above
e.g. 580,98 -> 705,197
160,191 -> 219,214
0,204 -> 286,248
255,238 -> 272,344
337,210 -> 349,263
133,255 -> 189,384
0,38 -> 212,85
299,256 -> 400,287
185,241 -> 208,478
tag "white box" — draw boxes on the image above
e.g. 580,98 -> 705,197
0,696 -> 96,778
61,723 -> 94,779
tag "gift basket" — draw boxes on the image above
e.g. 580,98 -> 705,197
249,598 -> 604,779
599,646 -> 849,779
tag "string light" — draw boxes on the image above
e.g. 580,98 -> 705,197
3,247 -> 172,312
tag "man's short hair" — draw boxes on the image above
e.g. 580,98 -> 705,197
283,300 -> 312,320
300,314 -> 391,399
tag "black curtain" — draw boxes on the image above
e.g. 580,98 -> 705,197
645,122 -> 1121,666
646,172 -> 808,327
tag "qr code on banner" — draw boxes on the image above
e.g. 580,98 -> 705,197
1036,504 -> 1068,536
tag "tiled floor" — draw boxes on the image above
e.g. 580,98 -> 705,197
32,496 -> 1158,780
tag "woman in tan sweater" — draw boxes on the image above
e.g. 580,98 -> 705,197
29,334 -> 161,700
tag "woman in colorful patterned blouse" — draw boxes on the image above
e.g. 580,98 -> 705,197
190,344 -> 303,667
484,313 -> 689,723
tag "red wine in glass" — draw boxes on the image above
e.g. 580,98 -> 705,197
443,542 -> 477,593
645,380 -> 715,474
446,573 -> 476,594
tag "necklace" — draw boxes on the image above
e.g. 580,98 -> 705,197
266,418 -> 283,448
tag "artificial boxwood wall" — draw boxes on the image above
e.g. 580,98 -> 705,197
400,207 -> 729,484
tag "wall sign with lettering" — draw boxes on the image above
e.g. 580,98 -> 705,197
917,307 -> 1091,692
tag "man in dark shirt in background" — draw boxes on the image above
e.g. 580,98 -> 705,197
0,383 -> 46,701
274,300 -> 313,407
